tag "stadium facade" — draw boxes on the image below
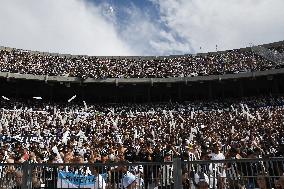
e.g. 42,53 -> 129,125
0,41 -> 284,103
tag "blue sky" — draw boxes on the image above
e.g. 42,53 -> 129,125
89,0 -> 190,55
0,0 -> 283,56
91,0 -> 160,19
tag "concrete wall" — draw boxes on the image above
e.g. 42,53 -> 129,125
1,67 -> 284,85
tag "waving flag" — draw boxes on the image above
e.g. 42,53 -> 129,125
57,171 -> 107,189
33,97 -> 42,100
1,96 -> 10,101
68,95 -> 77,103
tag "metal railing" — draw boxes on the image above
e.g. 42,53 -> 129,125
0,161 -> 175,189
182,158 -> 284,189
0,158 -> 283,189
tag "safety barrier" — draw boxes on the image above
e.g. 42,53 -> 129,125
0,158 -> 283,189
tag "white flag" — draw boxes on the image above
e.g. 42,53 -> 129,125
33,97 -> 42,100
134,129 -> 138,139
111,116 -> 119,130
1,96 -> 10,101
190,108 -> 194,119
244,104 -> 250,113
256,111 -> 261,120
189,132 -> 194,142
240,104 -> 245,114
230,105 -> 235,111
247,112 -> 255,120
162,110 -> 168,119
229,113 -> 234,121
53,106 -> 57,115
151,130 -> 156,140
169,111 -> 173,119
171,120 -> 176,129
83,101 -> 88,110
268,109 -> 272,119
68,95 -> 77,103
231,126 -> 235,134
178,115 -> 185,122
108,108 -> 115,116
117,134 -> 123,144
129,110 -> 135,117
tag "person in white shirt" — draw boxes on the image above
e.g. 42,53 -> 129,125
157,153 -> 173,189
210,145 -> 226,189
93,167 -> 107,189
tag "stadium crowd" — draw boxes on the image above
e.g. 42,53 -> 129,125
270,44 -> 284,54
0,47 -> 281,79
0,95 -> 283,188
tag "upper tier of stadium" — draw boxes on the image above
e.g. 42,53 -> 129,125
0,41 -> 283,80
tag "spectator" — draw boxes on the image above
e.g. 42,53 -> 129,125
0,42 -> 282,79
194,172 -> 209,189
0,94 -> 283,188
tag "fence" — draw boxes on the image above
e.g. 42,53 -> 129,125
0,158 -> 283,189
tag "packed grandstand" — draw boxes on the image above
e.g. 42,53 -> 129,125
0,42 -> 283,79
0,42 -> 284,189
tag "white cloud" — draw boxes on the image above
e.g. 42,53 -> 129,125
151,0 -> 284,53
117,3 -> 190,56
0,0 -> 132,56
0,0 -> 283,56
